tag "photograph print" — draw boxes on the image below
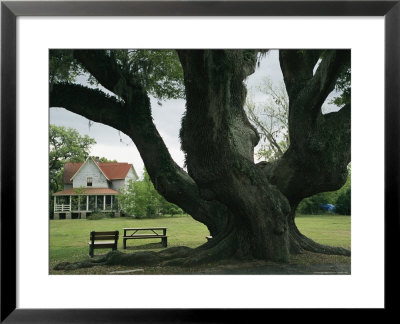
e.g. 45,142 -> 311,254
49,49 -> 351,275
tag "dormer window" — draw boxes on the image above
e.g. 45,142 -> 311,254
87,177 -> 93,187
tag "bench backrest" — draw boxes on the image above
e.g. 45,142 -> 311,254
90,231 -> 119,241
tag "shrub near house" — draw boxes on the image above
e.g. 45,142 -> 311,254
119,170 -> 183,218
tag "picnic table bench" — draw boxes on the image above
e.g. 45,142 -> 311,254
123,227 -> 167,249
88,230 -> 119,257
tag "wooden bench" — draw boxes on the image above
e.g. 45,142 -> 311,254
88,230 -> 119,257
123,227 -> 167,249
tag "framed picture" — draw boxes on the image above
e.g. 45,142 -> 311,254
1,0 -> 398,321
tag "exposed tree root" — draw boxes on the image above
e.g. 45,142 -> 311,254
163,232 -> 237,267
53,247 -> 195,271
53,220 -> 349,271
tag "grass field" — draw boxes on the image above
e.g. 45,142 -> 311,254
295,214 -> 351,249
50,215 -> 209,263
49,213 -> 350,274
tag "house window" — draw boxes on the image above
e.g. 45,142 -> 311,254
87,177 -> 93,187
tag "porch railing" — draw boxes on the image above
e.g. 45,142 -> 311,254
54,204 -> 71,212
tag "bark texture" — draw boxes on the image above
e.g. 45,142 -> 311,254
51,49 -> 351,270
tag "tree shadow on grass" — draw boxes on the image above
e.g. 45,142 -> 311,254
123,242 -> 164,251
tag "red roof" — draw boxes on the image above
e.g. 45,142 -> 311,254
63,162 -> 83,184
63,160 -> 133,184
97,162 -> 132,180
53,188 -> 120,196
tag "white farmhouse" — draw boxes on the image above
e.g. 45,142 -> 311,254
52,156 -> 138,219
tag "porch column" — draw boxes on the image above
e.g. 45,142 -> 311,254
69,196 -> 72,212
111,196 -> 113,210
95,195 -> 97,209
54,196 -> 56,212
86,195 -> 89,211
103,195 -> 106,210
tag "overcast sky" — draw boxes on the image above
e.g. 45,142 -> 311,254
49,50 -> 339,178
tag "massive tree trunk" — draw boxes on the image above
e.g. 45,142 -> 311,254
51,49 -> 350,270
177,50 -> 291,262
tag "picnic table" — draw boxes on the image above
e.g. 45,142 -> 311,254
122,227 -> 167,249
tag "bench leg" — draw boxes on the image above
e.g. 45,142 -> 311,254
123,239 -> 126,249
89,246 -> 94,258
162,237 -> 167,247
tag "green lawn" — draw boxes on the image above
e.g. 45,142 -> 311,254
50,215 -> 209,264
49,213 -> 350,273
295,214 -> 351,249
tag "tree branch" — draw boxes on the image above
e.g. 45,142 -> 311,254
249,110 -> 283,156
74,50 -> 122,92
264,104 -> 351,203
50,83 -> 125,129
73,50 -> 143,103
279,50 -> 322,95
50,82 -> 229,236
280,50 -> 350,134
307,50 -> 350,116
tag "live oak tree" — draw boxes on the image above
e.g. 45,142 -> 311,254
51,49 -> 350,270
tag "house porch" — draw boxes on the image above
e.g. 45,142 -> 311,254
53,193 -> 120,219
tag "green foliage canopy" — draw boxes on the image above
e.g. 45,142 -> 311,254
50,49 -> 185,101
49,50 -> 83,84
330,63 -> 351,107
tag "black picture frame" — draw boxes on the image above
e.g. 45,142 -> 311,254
1,0 -> 398,322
